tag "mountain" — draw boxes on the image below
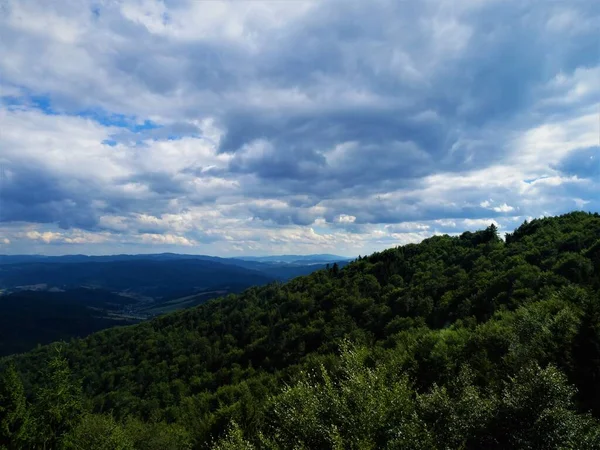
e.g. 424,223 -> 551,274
2,212 -> 600,449
0,259 -> 274,299
0,253 -> 350,287
0,253 -> 352,281
0,253 -> 351,266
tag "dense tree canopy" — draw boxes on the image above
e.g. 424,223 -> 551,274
2,211 -> 600,448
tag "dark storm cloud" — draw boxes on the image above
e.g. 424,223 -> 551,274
0,164 -> 100,229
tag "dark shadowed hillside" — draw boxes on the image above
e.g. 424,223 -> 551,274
0,289 -> 139,356
2,212 -> 600,449
0,255 -> 349,358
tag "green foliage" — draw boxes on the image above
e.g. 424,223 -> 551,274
0,289 -> 139,357
3,211 -> 600,448
0,364 -> 31,448
121,418 -> 192,450
62,413 -> 134,450
214,346 -> 600,450
417,366 -> 494,449
492,363 -> 600,449
264,343 -> 430,450
31,347 -> 84,449
212,422 -> 256,450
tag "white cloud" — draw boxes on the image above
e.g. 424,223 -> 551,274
0,0 -> 598,255
139,233 -> 196,246
119,0 -> 316,44
574,198 -> 591,208
515,113 -> 599,171
22,230 -> 110,245
492,203 -> 514,213
336,214 -> 356,224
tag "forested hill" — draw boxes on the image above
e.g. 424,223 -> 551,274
2,211 -> 600,449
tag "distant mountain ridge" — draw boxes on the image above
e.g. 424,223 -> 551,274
0,253 -> 352,265
0,253 -> 352,295
0,259 -> 273,298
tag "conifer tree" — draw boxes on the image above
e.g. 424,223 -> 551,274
0,364 -> 31,449
32,347 -> 83,449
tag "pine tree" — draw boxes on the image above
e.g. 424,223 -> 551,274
0,364 -> 31,449
332,262 -> 340,276
486,223 -> 499,242
32,347 -> 83,449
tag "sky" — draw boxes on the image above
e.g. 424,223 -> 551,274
0,0 -> 598,257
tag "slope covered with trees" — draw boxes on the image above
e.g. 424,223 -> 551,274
2,211 -> 600,449
0,257 -> 349,357
0,289 -> 140,357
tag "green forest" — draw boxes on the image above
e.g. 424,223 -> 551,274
2,211 -> 600,449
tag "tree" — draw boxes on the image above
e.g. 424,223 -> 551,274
332,263 -> 340,276
264,342 -> 431,449
492,363 -> 600,449
32,347 -> 83,449
212,422 -> 256,450
122,418 -> 192,450
0,364 -> 31,448
62,413 -> 134,450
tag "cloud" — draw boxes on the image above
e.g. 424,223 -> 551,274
555,146 -> 600,178
0,0 -> 598,255
492,204 -> 515,213
22,229 -> 110,245
139,233 -> 196,247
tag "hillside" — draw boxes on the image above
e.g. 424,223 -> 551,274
2,211 -> 600,449
0,255 -> 349,358
0,289 -> 139,356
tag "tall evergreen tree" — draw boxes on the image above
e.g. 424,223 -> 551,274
0,364 -> 30,449
32,347 -> 83,449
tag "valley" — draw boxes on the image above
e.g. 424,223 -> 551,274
0,254 -> 350,356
